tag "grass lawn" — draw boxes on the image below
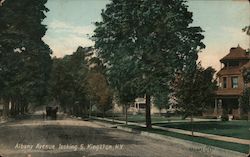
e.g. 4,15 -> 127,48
154,120 -> 250,140
124,125 -> 250,154
112,114 -> 182,123
94,120 -> 250,154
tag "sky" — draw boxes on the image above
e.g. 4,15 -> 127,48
42,0 -> 250,71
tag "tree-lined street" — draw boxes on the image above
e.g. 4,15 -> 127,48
0,0 -> 249,156
0,115 -> 219,157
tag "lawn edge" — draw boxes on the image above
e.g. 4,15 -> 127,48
91,119 -> 248,157
116,125 -> 247,157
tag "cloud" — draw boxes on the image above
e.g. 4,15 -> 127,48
43,20 -> 95,57
43,34 -> 94,58
48,20 -> 94,37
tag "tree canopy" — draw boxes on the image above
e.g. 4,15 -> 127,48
92,0 -> 205,128
49,47 -> 91,116
0,0 -> 52,115
173,64 -> 217,117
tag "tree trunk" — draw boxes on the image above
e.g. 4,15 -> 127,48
21,100 -> 25,114
89,101 -> 92,118
24,104 -> 28,113
191,114 -> 194,136
122,105 -> 125,115
3,100 -> 9,119
9,101 -> 13,115
16,100 -> 19,115
83,104 -> 87,117
248,95 -> 250,121
102,107 -> 105,118
145,94 -> 152,128
13,100 -> 16,116
125,104 -> 128,126
112,103 -> 114,123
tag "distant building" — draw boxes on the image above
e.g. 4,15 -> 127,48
129,97 -> 167,115
214,45 -> 249,119
113,96 -> 167,115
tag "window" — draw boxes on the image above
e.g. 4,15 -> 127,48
223,77 -> 227,88
231,77 -> 238,88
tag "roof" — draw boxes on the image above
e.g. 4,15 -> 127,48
220,46 -> 248,62
217,67 -> 241,76
216,88 -> 243,96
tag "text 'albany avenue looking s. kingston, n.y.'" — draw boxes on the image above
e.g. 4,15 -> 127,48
14,143 -> 124,152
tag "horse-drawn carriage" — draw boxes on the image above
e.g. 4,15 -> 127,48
45,106 -> 58,120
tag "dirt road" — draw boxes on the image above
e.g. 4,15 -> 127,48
0,115 -> 220,157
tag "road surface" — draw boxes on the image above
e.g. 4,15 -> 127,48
0,114 -> 220,157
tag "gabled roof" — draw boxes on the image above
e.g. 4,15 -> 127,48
220,45 -> 248,62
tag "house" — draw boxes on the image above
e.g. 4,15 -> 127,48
113,96 -> 167,115
129,97 -> 167,115
214,45 -> 249,119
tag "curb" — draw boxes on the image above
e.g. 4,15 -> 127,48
92,120 -> 118,128
116,126 -> 247,157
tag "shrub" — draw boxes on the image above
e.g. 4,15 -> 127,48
221,115 -> 229,121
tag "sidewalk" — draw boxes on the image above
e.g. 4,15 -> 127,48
152,117 -> 220,124
92,116 -> 250,145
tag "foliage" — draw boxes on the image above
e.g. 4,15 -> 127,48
173,64 -> 217,117
86,58 -> 113,115
242,26 -> 250,36
87,72 -> 113,113
92,0 -> 205,128
49,47 -> 90,116
153,91 -> 170,112
0,0 -> 52,114
240,87 -> 250,114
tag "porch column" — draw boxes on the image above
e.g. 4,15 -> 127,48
214,98 -> 218,116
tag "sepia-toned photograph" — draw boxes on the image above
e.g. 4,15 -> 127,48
0,0 -> 249,157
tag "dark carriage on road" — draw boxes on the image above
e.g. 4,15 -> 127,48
46,106 -> 58,120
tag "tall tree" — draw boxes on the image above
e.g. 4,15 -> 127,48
0,0 -> 52,115
49,47 -> 90,116
86,56 -> 113,118
86,72 -> 113,117
92,0 -> 205,128
173,64 -> 217,134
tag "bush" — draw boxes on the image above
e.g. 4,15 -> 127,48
221,115 -> 229,121
240,115 -> 249,120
